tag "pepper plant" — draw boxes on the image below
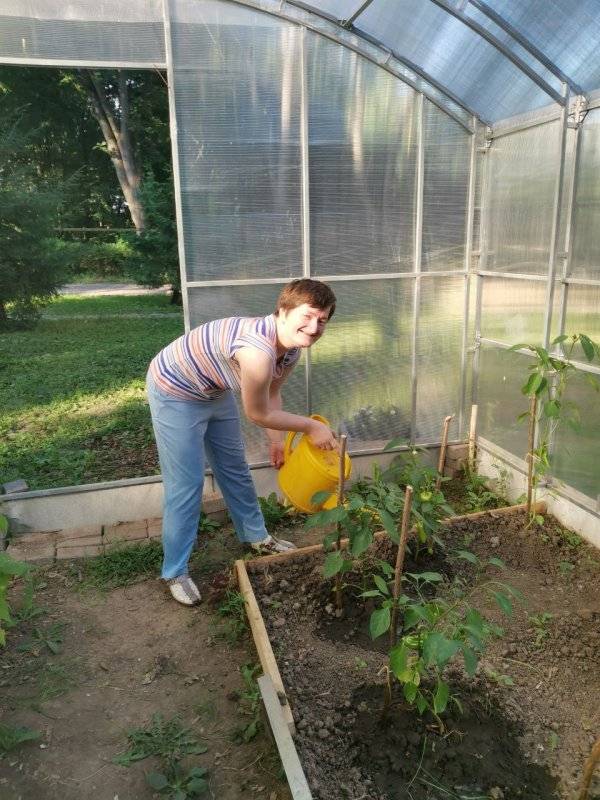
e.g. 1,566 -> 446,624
364,551 -> 519,728
0,541 -> 32,647
511,333 -> 599,517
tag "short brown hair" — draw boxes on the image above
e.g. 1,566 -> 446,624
275,279 -> 336,319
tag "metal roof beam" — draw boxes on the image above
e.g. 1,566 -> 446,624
428,0 -> 565,105
467,0 -> 584,95
340,0 -> 377,29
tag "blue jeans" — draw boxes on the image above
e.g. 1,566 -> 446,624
146,374 -> 268,579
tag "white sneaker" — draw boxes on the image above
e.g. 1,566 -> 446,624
250,534 -> 296,555
166,575 -> 202,606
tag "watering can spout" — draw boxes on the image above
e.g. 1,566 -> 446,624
277,415 -> 351,514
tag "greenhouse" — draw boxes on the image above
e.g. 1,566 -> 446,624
1,2 -> 599,800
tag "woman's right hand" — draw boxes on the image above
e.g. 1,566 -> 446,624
306,419 -> 338,450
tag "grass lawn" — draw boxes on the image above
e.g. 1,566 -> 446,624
0,294 -> 183,490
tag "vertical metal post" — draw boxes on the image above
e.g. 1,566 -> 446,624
542,83 -> 570,350
300,26 -> 312,414
162,0 -> 191,331
458,116 -> 477,438
410,93 -> 425,445
556,103 -> 584,349
471,125 -> 492,406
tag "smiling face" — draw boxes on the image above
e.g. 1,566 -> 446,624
276,303 -> 332,350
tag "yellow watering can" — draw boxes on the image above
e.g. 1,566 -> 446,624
277,415 -> 352,513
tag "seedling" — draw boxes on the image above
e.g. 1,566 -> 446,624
0,723 -> 41,753
529,612 -> 553,648
81,539 -> 163,589
483,667 -> 514,687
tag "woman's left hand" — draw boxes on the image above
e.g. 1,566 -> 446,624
269,441 -> 285,469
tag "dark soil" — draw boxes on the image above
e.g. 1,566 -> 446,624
249,511 -> 600,800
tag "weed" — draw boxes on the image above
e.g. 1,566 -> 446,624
114,714 -> 207,768
18,622 -> 64,655
560,529 -> 582,550
483,667 -> 514,687
258,493 -> 293,529
194,699 -> 217,723
354,657 -> 368,670
215,590 -> 247,644
0,549 -> 31,646
460,468 -> 503,513
198,514 -> 221,535
0,723 -> 41,753
558,560 -> 575,578
37,661 -> 76,701
146,764 -> 209,798
529,612 -> 553,647
233,663 -> 262,743
80,540 -> 163,589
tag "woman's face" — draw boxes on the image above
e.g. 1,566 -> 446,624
278,303 -> 331,348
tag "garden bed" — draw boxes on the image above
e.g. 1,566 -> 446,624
244,509 -> 600,800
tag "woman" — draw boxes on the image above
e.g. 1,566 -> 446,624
147,278 -> 338,606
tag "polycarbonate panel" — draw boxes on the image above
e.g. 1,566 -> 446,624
171,0 -> 302,281
571,107 -> 600,279
310,280 -> 414,449
477,345 -> 531,459
187,284 -> 307,465
356,0 -> 552,123
480,278 -> 547,345
552,371 -> 600,502
422,101 -> 470,272
0,0 -> 164,63
485,122 -> 560,274
415,277 -> 463,443
482,0 -> 600,96
307,33 -> 417,276
563,285 -> 600,363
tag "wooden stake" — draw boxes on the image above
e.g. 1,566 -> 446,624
526,394 -> 538,515
435,415 -> 454,490
577,737 -> 600,800
468,403 -> 478,472
334,434 -> 348,613
389,485 -> 413,649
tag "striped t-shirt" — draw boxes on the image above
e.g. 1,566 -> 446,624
148,314 -> 301,401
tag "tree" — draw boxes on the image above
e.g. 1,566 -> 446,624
0,110 -> 67,327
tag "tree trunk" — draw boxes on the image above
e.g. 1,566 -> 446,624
170,287 -> 182,305
82,70 -> 145,232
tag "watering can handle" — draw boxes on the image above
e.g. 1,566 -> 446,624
283,414 -> 331,463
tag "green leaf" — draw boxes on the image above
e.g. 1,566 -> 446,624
187,777 -> 209,794
369,606 -> 391,640
0,516 -> 8,537
455,550 -> 478,564
422,632 -> 460,667
416,693 -> 428,714
383,437 -> 406,451
146,772 -> 169,791
323,550 -> 344,578
404,603 -> 432,629
493,591 -> 513,617
378,509 -> 399,544
390,642 -> 412,681
406,571 -> 443,584
0,553 -> 30,577
322,531 -> 338,550
433,680 -> 450,714
311,490 -> 333,505
350,527 -> 372,557
361,589 -> 383,598
487,557 -> 506,569
522,372 -> 544,396
461,644 -> 478,676
543,399 -> 560,419
403,682 -> 418,703
579,334 -> 596,362
0,597 -> 12,624
373,575 -> 390,596
551,334 -> 569,345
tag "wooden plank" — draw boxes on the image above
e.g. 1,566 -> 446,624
235,559 -> 295,733
244,501 -> 547,570
258,675 -> 313,800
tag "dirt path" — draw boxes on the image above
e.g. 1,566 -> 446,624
0,526 -> 304,800
60,283 -> 171,296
